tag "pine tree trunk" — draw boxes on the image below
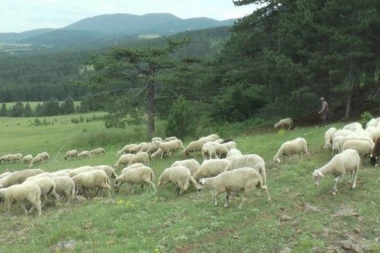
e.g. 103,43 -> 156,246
344,92 -> 352,120
147,80 -> 155,135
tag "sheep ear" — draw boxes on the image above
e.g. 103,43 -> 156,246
316,170 -> 324,177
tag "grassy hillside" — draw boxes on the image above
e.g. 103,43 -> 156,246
0,116 -> 379,252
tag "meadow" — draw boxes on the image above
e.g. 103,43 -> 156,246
0,114 -> 379,253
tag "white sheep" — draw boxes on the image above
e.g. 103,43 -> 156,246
170,159 -> 201,176
90,147 -> 105,156
0,154 -> 14,163
146,144 -> 160,156
72,170 -> 112,199
120,163 -> 146,174
64,150 -> 78,160
128,152 -> 150,165
183,140 -> 206,157
274,117 -> 293,130
227,154 -> 268,189
0,182 -> 42,216
226,148 -> 243,159
92,165 -> 118,179
273,137 -> 309,163
342,139 -> 374,161
0,168 -> 45,188
207,142 -> 229,158
114,165 -> 156,194
199,134 -> 220,142
154,139 -> 184,159
22,154 -> 33,164
312,148 -> 360,195
0,171 -> 11,180
77,151 -> 91,159
158,166 -> 200,195
29,152 -> 50,167
163,136 -> 179,142
199,167 -> 270,208
129,142 -> 148,154
342,122 -> 363,131
323,127 -> 337,149
202,142 -> 217,160
150,148 -> 164,159
370,137 -> 380,166
52,176 -> 75,203
24,177 -> 60,207
114,153 -> 134,169
193,159 -> 231,181
117,143 -> 137,156
365,126 -> 380,142
221,141 -> 237,151
68,165 -> 94,178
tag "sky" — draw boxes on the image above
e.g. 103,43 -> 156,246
0,0 -> 261,33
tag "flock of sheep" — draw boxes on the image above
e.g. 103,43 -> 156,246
0,116 -> 379,216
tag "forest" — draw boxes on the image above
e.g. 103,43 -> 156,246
0,0 -> 379,137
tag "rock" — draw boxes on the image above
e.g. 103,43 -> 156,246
50,240 -> 76,253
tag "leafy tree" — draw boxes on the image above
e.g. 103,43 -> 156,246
61,96 -> 75,114
0,102 -> 7,116
42,98 -> 60,116
24,102 -> 33,117
10,101 -> 24,117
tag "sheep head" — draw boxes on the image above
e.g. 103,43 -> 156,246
312,170 -> 324,186
370,154 -> 378,166
273,157 -> 281,163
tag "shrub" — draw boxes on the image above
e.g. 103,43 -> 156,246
361,111 -> 373,126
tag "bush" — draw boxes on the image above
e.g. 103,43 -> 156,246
361,111 -> 373,126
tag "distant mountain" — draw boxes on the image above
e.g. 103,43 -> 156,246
0,13 -> 237,49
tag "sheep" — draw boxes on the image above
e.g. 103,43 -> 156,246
114,153 -> 134,170
163,136 -> 178,142
146,144 -> 160,156
114,165 -> 156,194
205,141 -> 229,158
365,126 -> 380,142
370,137 -> 380,166
227,154 -> 268,189
199,167 -> 270,208
0,154 -> 14,163
117,143 -> 137,156
52,176 -> 75,203
129,142 -> 148,154
193,159 -> 231,182
312,148 -> 360,195
202,142 -> 217,160
183,140 -> 206,157
92,165 -> 118,179
171,159 -> 201,176
64,150 -> 78,160
221,141 -> 237,151
0,171 -> 11,180
226,148 -> 243,160
323,127 -> 338,149
24,177 -> 60,207
158,166 -> 200,195
29,152 -> 50,167
342,122 -> 363,131
274,117 -> 293,130
68,165 -> 94,178
120,163 -> 146,174
151,137 -> 163,143
0,168 -> 45,188
128,152 -> 149,165
11,153 -> 23,163
90,147 -> 105,156
273,137 -> 309,163
154,139 -> 184,159
342,139 -> 374,161
22,154 -> 33,164
72,170 -> 112,199
0,182 -> 42,216
150,148 -> 164,159
77,151 -> 91,159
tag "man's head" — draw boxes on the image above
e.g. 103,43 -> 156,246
320,97 -> 325,102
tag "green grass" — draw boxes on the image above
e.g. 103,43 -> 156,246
0,117 -> 379,253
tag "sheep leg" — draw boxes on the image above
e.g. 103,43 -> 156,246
238,194 -> 247,209
351,168 -> 359,189
224,194 -> 230,208
20,202 -> 29,215
333,177 -> 340,195
212,191 -> 220,206
147,181 -> 157,193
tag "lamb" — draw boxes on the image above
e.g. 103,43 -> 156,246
0,168 -> 45,188
114,165 -> 156,194
227,154 -> 268,188
273,137 -> 309,163
117,143 -> 137,156
52,176 -> 75,203
342,139 -> 374,161
77,151 -> 91,159
199,167 -> 270,208
193,159 -> 231,181
90,147 -> 105,156
370,137 -> 380,166
323,127 -> 337,149
24,177 -> 60,207
29,152 -> 50,167
22,154 -> 33,164
312,148 -> 360,195
72,170 -> 112,199
154,139 -> 184,159
64,150 -> 78,160
114,153 -> 134,169
158,166 -> 200,195
0,182 -> 42,215
274,117 -> 293,130
128,152 -> 150,165
171,159 -> 201,176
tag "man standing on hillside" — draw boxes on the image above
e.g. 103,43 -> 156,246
318,97 -> 329,126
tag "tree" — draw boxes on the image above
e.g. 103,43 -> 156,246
24,102 -> 33,117
10,101 -> 24,117
61,96 -> 75,114
42,98 -> 60,116
0,102 -> 7,116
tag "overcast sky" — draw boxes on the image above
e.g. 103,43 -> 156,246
0,0 -> 261,33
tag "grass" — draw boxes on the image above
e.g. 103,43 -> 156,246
0,116 -> 379,253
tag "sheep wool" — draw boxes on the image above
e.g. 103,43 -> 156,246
193,159 -> 231,181
170,159 -> 201,176
114,165 -> 156,194
274,118 -> 293,130
273,137 -> 309,163
158,166 -> 200,195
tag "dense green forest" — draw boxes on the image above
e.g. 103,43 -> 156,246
0,0 -> 379,137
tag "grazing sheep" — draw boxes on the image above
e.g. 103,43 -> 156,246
117,143 -> 137,156
129,142 -> 148,154
221,141 -> 237,151
193,159 -> 231,181
0,171 -> 11,180
64,150 -> 78,160
158,166 -> 200,195
0,168 -> 45,188
52,176 -> 75,203
365,126 -> 380,142
92,165 -> 118,179
151,137 -> 163,143
273,137 -> 309,163
227,154 -> 267,188
68,165 -> 94,178
370,137 -> 380,166
199,167 -> 270,208
323,127 -> 337,149
183,140 -> 206,157
312,148 -> 360,195
171,159 -> 201,176
77,151 -> 91,159
163,136 -> 179,142
146,144 -> 160,156
226,148 -> 243,159
202,142 -> 217,160
29,152 -> 50,167
207,142 -> 229,158
120,163 -> 146,174
24,177 -> 60,207
72,170 -> 112,199
0,182 -> 42,216
150,148 -> 164,159
128,152 -> 150,165
154,139 -> 184,159
114,165 -> 156,194
274,118 -> 293,130
342,139 -> 374,161
342,122 -> 363,131
22,154 -> 33,164
114,154 -> 134,169
90,147 -> 105,156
